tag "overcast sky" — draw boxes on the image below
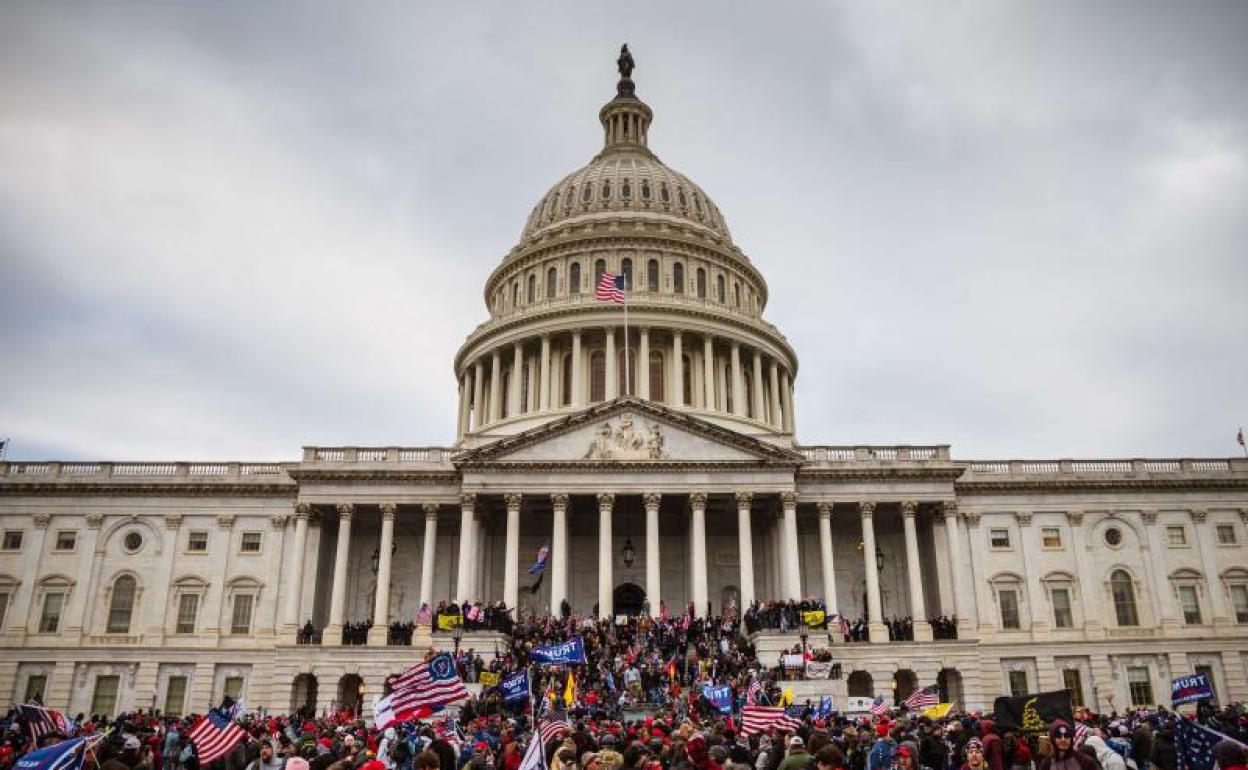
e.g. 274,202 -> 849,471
1,2 -> 1245,462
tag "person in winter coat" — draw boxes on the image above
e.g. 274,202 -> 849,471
777,737 -> 813,770
977,724 -> 1005,770
1212,740 -> 1247,770
1084,736 -> 1126,770
1148,727 -> 1177,770
1037,722 -> 1096,770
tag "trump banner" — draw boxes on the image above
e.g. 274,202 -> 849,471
501,670 -> 530,704
531,638 -> 587,665
702,684 -> 733,715
1171,674 -> 1214,707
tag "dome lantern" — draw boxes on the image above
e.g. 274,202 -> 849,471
599,44 -> 652,153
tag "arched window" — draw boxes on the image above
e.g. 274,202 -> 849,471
569,262 -> 582,294
621,258 -> 633,290
546,267 -> 557,299
589,352 -> 606,403
594,259 -> 606,288
561,354 -> 573,406
647,259 -> 659,292
678,188 -> 688,207
673,262 -> 685,294
107,575 -> 136,634
696,268 -> 707,298
649,351 -> 664,402
581,184 -> 592,203
511,281 -> 519,308
1111,570 -> 1139,626
527,274 -> 536,304
660,182 -> 670,203
601,180 -> 612,199
734,282 -> 741,307
621,179 -> 632,199
565,186 -> 575,210
641,180 -> 651,200
716,275 -> 726,303
693,192 -> 703,214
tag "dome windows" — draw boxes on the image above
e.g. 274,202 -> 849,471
716,274 -> 726,303
581,184 -> 593,203
641,180 -> 651,200
673,262 -> 685,294
565,186 -> 576,210
678,188 -> 688,208
696,268 -> 707,298
601,180 -> 612,200
659,183 -> 670,203
621,258 -> 633,289
647,259 -> 659,292
569,262 -> 582,294
527,274 -> 536,304
621,179 -> 632,199
546,267 -> 557,300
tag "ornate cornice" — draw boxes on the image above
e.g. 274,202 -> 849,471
0,481 -> 296,497
956,476 -> 1248,494
798,466 -> 965,484
286,469 -> 458,485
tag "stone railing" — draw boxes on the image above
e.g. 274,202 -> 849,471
3,461 -> 292,480
796,445 -> 951,465
300,446 -> 455,466
965,458 -> 1246,475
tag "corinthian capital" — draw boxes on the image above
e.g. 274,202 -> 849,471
550,492 -> 570,510
503,493 -> 523,511
460,492 -> 477,510
735,491 -> 754,507
900,500 -> 918,519
379,502 -> 397,521
597,492 -> 615,509
642,492 -> 661,510
294,502 -> 313,520
1190,508 -> 1208,524
858,501 -> 875,518
780,491 -> 798,508
689,492 -> 708,508
816,502 -> 833,519
335,503 -> 354,522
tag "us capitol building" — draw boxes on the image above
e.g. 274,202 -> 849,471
2,51 -> 1246,720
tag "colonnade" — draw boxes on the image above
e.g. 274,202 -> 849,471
455,327 -> 796,438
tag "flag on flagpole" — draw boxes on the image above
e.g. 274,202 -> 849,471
904,685 -> 940,711
528,543 -> 550,575
519,729 -> 548,770
16,705 -> 75,742
188,709 -> 246,765
539,717 -> 572,745
1238,427 -> 1246,451
386,653 -> 471,719
868,696 -> 891,716
595,272 -> 625,304
741,705 -> 802,735
563,670 -> 576,707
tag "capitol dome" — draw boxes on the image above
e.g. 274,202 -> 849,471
453,47 -> 797,446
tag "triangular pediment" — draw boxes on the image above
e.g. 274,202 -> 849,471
454,398 -> 805,467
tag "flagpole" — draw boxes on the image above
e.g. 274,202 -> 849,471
623,282 -> 630,397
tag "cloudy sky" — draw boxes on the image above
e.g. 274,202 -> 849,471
1,2 -> 1245,461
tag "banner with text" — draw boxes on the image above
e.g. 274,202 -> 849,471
1171,674 -> 1214,706
531,638 -> 587,665
501,671 -> 530,704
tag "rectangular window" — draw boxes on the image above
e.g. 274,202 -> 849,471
223,676 -> 244,701
1041,527 -> 1063,548
39,592 -> 64,633
999,589 -> 1021,629
1230,584 -> 1248,624
1127,666 -> 1153,706
1193,665 -> 1218,706
24,675 -> 48,703
91,675 -> 120,717
1062,669 -> 1085,708
165,676 -> 188,716
230,594 -> 254,635
2,531 -> 23,551
1178,585 -> 1202,625
1217,524 -> 1237,544
54,531 -> 77,551
0,592 -> 9,630
990,529 -> 1011,548
239,532 -> 262,553
1051,587 -> 1073,628
175,594 -> 199,634
1008,670 -> 1029,697
187,531 -> 208,552
1166,526 -> 1187,546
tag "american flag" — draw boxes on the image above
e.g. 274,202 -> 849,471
868,696 -> 891,716
539,717 -> 571,744
746,678 -> 763,706
903,685 -> 939,711
188,708 -> 246,765
741,705 -> 802,736
388,653 -> 471,718
1176,719 -> 1247,770
16,704 -> 74,742
595,272 -> 625,303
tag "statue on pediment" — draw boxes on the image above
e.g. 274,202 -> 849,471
584,414 -> 667,460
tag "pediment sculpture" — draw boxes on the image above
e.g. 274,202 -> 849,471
584,413 -> 666,460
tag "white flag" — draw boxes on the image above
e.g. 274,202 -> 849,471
518,732 -> 546,770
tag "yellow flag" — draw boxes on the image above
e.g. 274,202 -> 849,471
564,671 -> 576,706
781,687 -> 794,706
437,614 -> 462,632
800,610 -> 826,627
921,703 -> 953,719
479,671 -> 500,688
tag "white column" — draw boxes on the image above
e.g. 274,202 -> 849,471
768,361 -> 782,429
503,493 -> 522,611
703,336 -> 715,410
1191,509 -> 1231,625
488,351 -> 502,422
902,501 -> 932,641
418,504 -> 439,611
456,375 -> 468,440
638,327 -> 650,399
571,331 -> 584,406
326,503 -> 354,645
781,492 -> 801,600
644,493 -> 662,612
1016,512 -> 1049,635
860,501 -> 887,643
751,348 -> 765,420
368,503 -> 397,645
528,350 -> 539,412
781,370 -> 794,433
605,328 -> 618,399
283,503 -> 311,630
736,492 -> 755,608
1067,511 -> 1103,638
473,360 -> 485,430
817,502 -> 838,614
730,342 -> 745,416
690,492 -> 709,616
510,342 -> 523,417
455,494 -> 476,602
550,493 -> 569,615
1141,511 -> 1175,629
598,493 -> 615,617
540,335 -> 552,411
671,331 -> 684,406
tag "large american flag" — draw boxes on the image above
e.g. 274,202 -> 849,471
387,653 -> 470,718
868,696 -> 891,716
746,678 -> 763,706
16,704 -> 74,742
539,717 -> 572,744
595,272 -> 625,304
188,709 -> 246,765
741,705 -> 802,735
1176,719 -> 1247,770
903,685 -> 939,711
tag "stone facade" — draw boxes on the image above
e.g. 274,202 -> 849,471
2,58 -> 1247,720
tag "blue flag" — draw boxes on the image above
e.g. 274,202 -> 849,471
500,670 -> 530,704
1171,674 -> 1215,706
15,737 -> 87,770
528,544 -> 549,575
819,696 -> 833,718
531,638 -> 587,665
702,684 -> 733,715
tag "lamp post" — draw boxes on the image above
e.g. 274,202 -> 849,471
622,536 -> 636,568
875,547 -> 884,573
452,623 -> 463,657
798,619 -> 809,680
